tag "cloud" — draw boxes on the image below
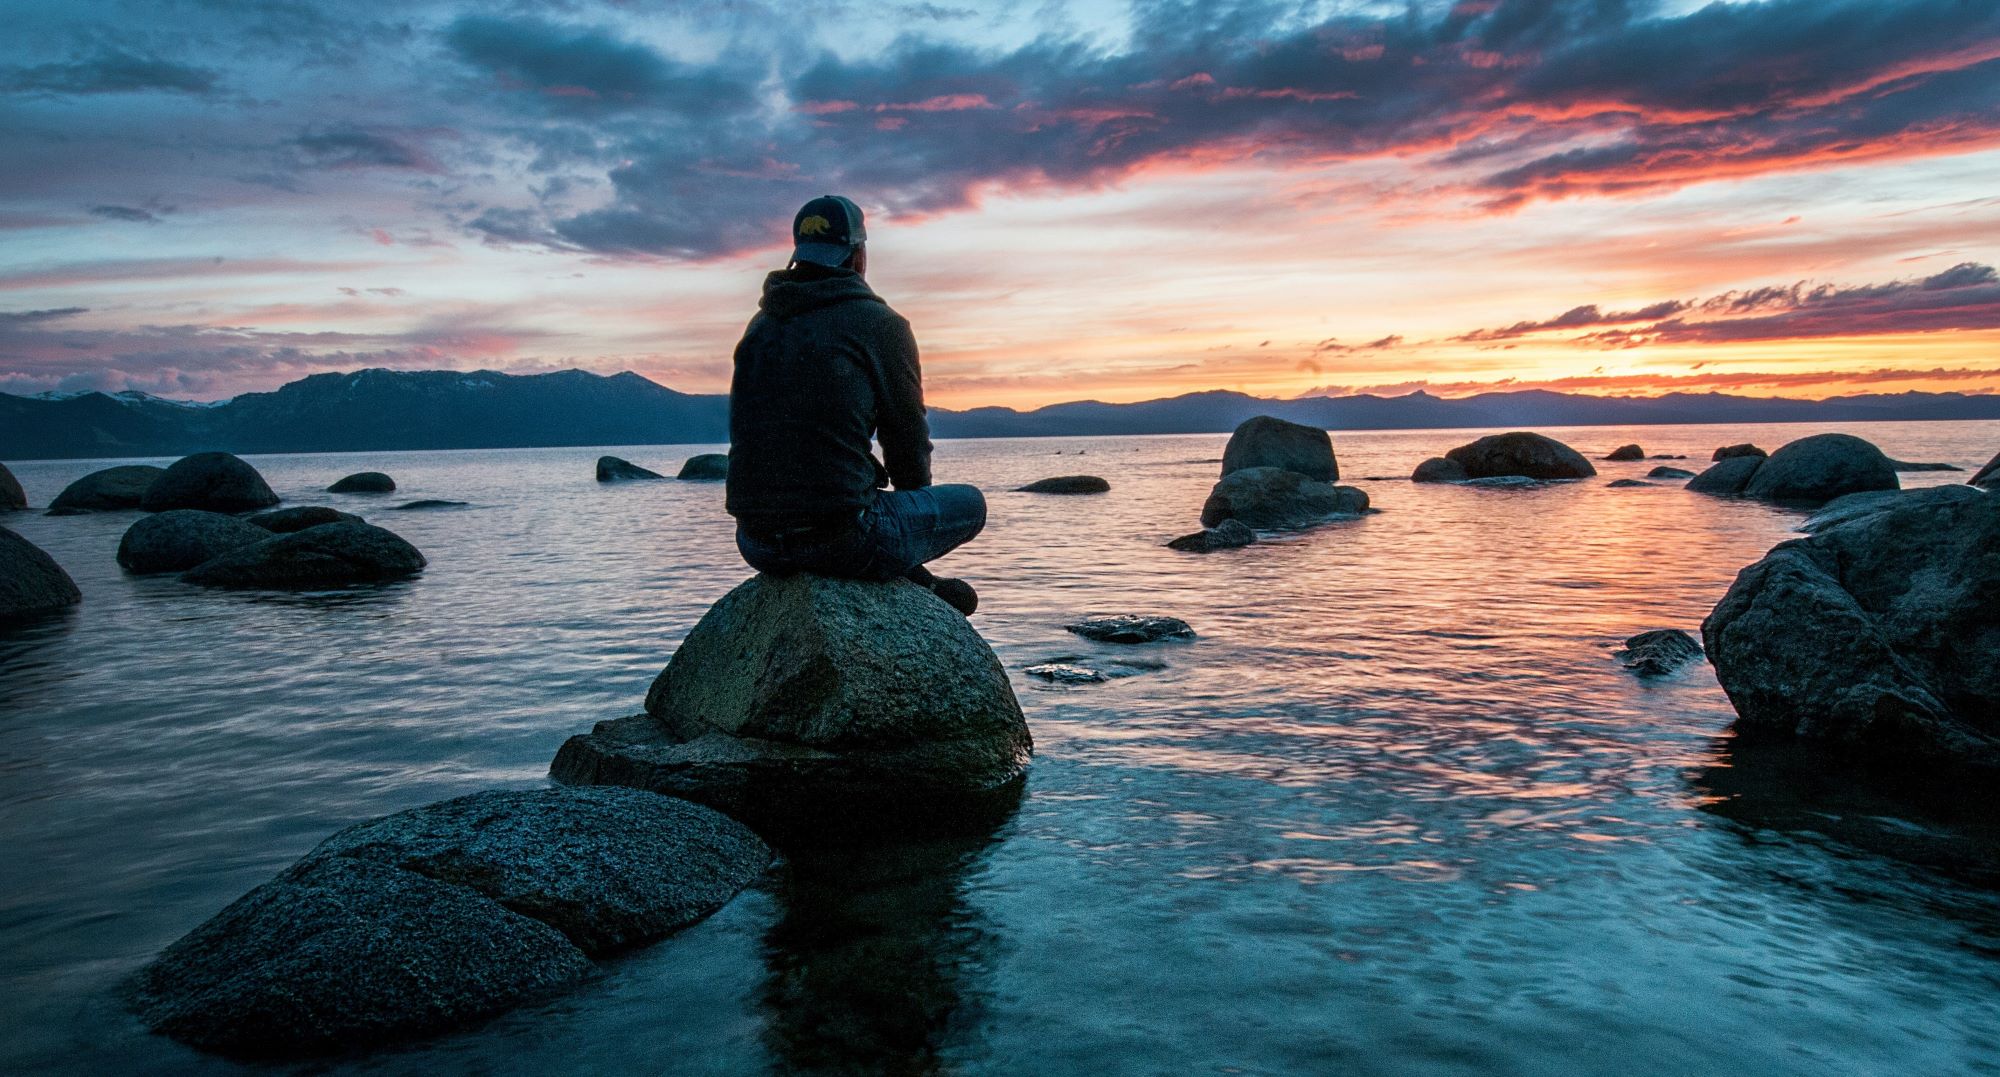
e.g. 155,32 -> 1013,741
1583,262 -> 2000,346
292,130 -> 439,172
444,14 -> 758,116
1455,300 -> 1690,341
0,307 -> 87,326
89,204 -> 163,223
1297,365 -> 2000,399
4,51 -> 217,95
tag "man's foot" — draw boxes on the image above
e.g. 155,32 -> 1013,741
929,576 -> 979,616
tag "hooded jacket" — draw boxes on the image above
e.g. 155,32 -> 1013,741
725,264 -> 932,525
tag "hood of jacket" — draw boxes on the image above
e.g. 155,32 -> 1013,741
758,264 -> 885,320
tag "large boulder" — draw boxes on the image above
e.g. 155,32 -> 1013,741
1603,444 -> 1645,461
1702,489 -> 2000,771
0,527 -> 81,620
327,471 -> 395,494
1220,416 -> 1337,482
1443,432 -> 1595,480
0,463 -> 23,510
181,521 -> 425,588
132,787 -> 767,1059
49,464 -> 166,512
597,456 -> 664,482
1017,475 -> 1109,494
1411,456 -> 1468,483
551,574 -> 1032,838
1972,451 -> 1999,490
677,454 -> 729,481
247,506 -> 362,533
1713,443 -> 1767,461
140,453 -> 279,513
1199,467 -> 1368,529
118,511 -> 268,574
1742,433 -> 1898,505
1685,455 -> 1765,496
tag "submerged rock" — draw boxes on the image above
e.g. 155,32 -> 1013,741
0,527 -> 81,621
140,453 -> 279,513
1458,475 -> 1543,488
1686,455 -> 1765,496
551,574 -> 1032,838
1615,629 -> 1704,677
1199,467 -> 1368,529
1702,489 -> 2000,771
1604,444 -> 1645,461
1065,615 -> 1194,644
1648,466 -> 1696,480
1713,443 -> 1767,461
390,499 -> 468,511
49,465 -> 167,513
1024,663 -> 1107,684
118,511 -> 268,574
0,463 -> 23,510
1410,456 -> 1469,483
132,787 -> 766,1060
1444,432 -> 1595,480
1017,475 -> 1109,494
1607,479 -> 1653,488
1166,518 -> 1256,552
597,456 -> 664,482
181,521 -> 425,588
676,454 -> 729,481
247,506 -> 361,533
328,472 -> 395,494
1889,459 -> 1963,472
1972,452 -> 2000,490
1742,433 -> 1898,505
1221,415 -> 1337,482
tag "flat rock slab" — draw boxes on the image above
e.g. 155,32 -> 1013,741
141,453 -> 279,513
132,787 -> 769,1060
1066,615 -> 1194,644
1797,485 -> 1984,534
1616,629 -> 1704,677
50,465 -> 166,512
249,506 -> 362,533
182,521 -> 424,588
1017,475 -> 1109,494
118,510 -> 268,574
677,454 -> 729,481
0,526 -> 81,621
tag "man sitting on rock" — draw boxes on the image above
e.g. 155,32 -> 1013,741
726,194 -> 985,615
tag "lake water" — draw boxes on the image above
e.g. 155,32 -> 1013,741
3,421 -> 1999,1076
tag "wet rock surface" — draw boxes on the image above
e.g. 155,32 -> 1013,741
49,465 -> 167,513
140,453 -> 279,513
1608,479 -> 1653,488
1742,433 -> 1898,505
677,454 -> 729,481
1199,467 -> 1369,529
1017,475 -> 1110,494
1604,444 -> 1645,461
1615,629 -> 1704,677
597,456 -> 665,482
1167,518 -> 1257,552
1713,443 -> 1767,461
0,526 -> 81,621
1220,415 -> 1337,482
181,521 -> 425,588
1648,466 -> 1696,479
1443,432 -> 1595,480
328,472 -> 396,494
1411,457 -> 1469,483
1686,455 -> 1765,496
117,511 -> 268,574
247,506 -> 362,533
1065,615 -> 1195,644
391,499 -> 468,511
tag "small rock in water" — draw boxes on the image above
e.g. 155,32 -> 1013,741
1616,629 -> 1704,677
1712,443 -> 1767,461
1650,454 -> 1688,460
1743,433 -> 1898,505
1889,460 -> 1963,472
49,465 -> 166,512
182,521 -> 425,588
328,472 -> 395,494
1166,518 -> 1256,552
1648,466 -> 1696,480
141,453 -> 280,513
0,527 -> 81,620
677,454 -> 728,481
1200,467 -> 1368,529
390,499 -> 468,511
118,510 -> 268,574
1017,475 -> 1109,494
1458,475 -> 1542,488
1065,615 -> 1194,644
596,456 -> 664,482
247,506 -> 361,533
1025,663 -> 1108,684
1607,479 -> 1653,488
1686,455 -> 1764,496
1444,432 -> 1595,480
1603,444 -> 1645,461
0,463 -> 24,510
1411,457 -> 1468,483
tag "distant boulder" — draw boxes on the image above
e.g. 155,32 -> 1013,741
247,506 -> 361,533
0,527 -> 81,621
1444,432 -> 1595,480
1703,488 -> 2000,771
49,465 -> 167,513
1742,433 -> 1897,505
1972,451 -> 1999,490
1604,444 -> 1645,461
1166,518 -> 1256,552
1018,475 -> 1109,494
1607,479 -> 1653,488
1200,467 -> 1368,529
1615,629 -> 1703,677
596,456 -> 664,482
676,454 -> 729,481
118,511 -> 268,574
141,453 -> 279,513
1685,455 -> 1765,496
390,499 -> 468,511
1065,615 -> 1194,644
1712,443 -> 1767,461
551,574 -> 1031,838
0,463 -> 23,510
1411,457 -> 1468,483
182,521 -> 425,588
327,472 -> 395,494
1648,466 -> 1696,479
1220,416 -> 1337,482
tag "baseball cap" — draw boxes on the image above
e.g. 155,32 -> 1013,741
791,194 -> 867,267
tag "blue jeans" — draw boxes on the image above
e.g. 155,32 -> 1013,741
736,484 -> 987,582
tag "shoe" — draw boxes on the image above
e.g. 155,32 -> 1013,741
929,577 -> 979,616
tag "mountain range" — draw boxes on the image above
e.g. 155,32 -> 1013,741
4,367 -> 1998,460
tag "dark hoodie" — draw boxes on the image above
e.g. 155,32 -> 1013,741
726,264 -> 932,525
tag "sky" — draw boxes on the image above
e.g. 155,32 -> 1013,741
1,0 -> 1998,409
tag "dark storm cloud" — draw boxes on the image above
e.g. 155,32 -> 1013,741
444,14 -> 759,115
3,51 -> 218,95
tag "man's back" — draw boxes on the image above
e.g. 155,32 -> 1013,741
726,263 -> 931,525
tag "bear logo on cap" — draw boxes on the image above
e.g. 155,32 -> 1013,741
799,215 -> 832,236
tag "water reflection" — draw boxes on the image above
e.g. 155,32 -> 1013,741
759,803 -> 1018,1075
